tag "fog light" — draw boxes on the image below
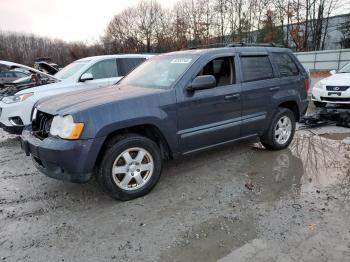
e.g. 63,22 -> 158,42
9,116 -> 24,126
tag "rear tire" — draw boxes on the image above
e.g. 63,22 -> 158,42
313,101 -> 327,107
98,134 -> 162,201
260,108 -> 296,151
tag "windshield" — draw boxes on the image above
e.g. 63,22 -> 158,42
338,63 -> 350,73
119,55 -> 198,89
54,61 -> 88,79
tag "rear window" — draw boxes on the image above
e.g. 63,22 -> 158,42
271,53 -> 299,77
117,58 -> 146,76
241,56 -> 274,82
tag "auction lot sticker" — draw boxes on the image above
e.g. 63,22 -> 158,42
171,58 -> 192,64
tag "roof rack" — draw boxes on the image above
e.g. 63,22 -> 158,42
185,42 -> 283,50
226,42 -> 283,47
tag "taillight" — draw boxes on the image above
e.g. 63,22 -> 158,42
304,79 -> 309,94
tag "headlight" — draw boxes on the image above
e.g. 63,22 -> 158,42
2,93 -> 33,104
50,115 -> 84,140
314,81 -> 325,90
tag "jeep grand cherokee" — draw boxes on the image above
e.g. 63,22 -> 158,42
21,46 -> 309,200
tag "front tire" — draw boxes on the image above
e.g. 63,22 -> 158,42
260,108 -> 296,150
313,101 -> 327,107
98,134 -> 162,201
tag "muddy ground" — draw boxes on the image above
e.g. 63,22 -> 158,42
1,104 -> 350,262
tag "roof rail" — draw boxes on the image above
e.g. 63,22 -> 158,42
226,42 -> 283,47
184,42 -> 284,50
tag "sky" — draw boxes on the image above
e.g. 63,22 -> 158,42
0,0 -> 178,42
0,0 -> 349,43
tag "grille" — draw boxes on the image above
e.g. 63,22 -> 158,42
326,86 -> 349,91
32,110 -> 53,139
321,97 -> 350,102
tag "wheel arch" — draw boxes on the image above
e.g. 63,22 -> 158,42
278,100 -> 300,122
95,124 -> 173,168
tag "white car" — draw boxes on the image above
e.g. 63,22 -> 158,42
312,63 -> 350,107
0,54 -> 152,133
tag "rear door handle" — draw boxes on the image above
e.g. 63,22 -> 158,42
225,93 -> 240,100
269,86 -> 280,92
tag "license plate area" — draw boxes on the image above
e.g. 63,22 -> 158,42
328,92 -> 341,96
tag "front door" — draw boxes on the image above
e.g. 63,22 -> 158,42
78,59 -> 118,89
177,55 -> 242,154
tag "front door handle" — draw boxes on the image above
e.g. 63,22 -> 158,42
269,86 -> 280,92
225,93 -> 240,100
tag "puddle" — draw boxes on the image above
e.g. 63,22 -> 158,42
290,134 -> 350,193
246,134 -> 350,195
319,133 -> 350,141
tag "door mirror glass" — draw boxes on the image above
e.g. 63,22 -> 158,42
187,75 -> 216,91
80,72 -> 94,82
329,70 -> 337,75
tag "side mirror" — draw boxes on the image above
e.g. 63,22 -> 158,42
80,73 -> 94,82
329,70 -> 337,75
187,75 -> 216,92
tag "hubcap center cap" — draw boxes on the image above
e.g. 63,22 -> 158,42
129,164 -> 137,172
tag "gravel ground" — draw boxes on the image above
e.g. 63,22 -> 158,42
0,95 -> 350,261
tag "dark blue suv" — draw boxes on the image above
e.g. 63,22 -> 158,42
21,46 -> 309,200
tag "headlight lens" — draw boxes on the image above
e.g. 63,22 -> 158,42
314,81 -> 325,90
50,115 -> 84,140
2,93 -> 33,104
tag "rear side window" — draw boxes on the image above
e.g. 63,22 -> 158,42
272,53 -> 299,77
85,59 -> 118,79
117,58 -> 146,76
197,56 -> 235,87
241,56 -> 274,82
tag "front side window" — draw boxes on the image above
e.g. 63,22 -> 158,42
117,58 -> 146,76
241,56 -> 274,82
119,55 -> 198,89
272,53 -> 299,77
55,61 -> 88,80
85,59 -> 118,80
197,57 -> 235,87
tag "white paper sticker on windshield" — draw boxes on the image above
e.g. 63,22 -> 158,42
171,58 -> 192,64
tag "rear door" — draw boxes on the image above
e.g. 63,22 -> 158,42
177,55 -> 242,154
270,52 -> 304,97
239,52 -> 280,135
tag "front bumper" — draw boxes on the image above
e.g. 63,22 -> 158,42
0,101 -> 31,132
20,129 -> 106,183
312,87 -> 350,104
0,122 -> 24,134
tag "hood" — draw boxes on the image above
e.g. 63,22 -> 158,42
320,73 -> 350,86
36,85 -> 164,115
35,62 -> 59,75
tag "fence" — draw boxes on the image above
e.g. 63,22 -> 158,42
294,49 -> 350,71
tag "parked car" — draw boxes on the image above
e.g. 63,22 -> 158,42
21,46 -> 309,200
312,62 -> 350,107
0,54 -> 152,134
0,70 -> 30,84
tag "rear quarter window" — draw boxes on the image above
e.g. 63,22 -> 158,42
241,56 -> 274,82
271,53 -> 299,77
